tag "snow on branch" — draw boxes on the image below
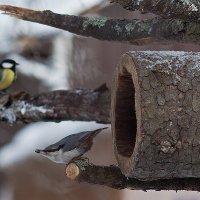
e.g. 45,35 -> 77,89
66,160 -> 200,191
0,84 -> 110,124
0,5 -> 200,45
111,0 -> 200,21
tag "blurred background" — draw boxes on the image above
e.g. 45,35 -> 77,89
0,0 -> 200,200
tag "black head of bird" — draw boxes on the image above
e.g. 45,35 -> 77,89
35,127 -> 108,164
0,59 -> 19,91
0,59 -> 19,71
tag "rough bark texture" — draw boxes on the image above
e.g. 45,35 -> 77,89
0,5 -> 200,45
66,160 -> 200,191
0,85 -> 110,124
111,51 -> 200,181
111,0 -> 200,21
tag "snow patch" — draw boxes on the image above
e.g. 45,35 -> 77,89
179,0 -> 198,12
18,101 -> 53,115
134,51 -> 200,75
0,101 -> 53,124
1,108 -> 16,124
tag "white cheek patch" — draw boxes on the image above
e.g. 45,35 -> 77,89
1,62 -> 13,69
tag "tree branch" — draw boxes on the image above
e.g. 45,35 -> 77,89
111,0 -> 200,22
66,160 -> 200,191
0,85 -> 110,124
0,5 -> 200,45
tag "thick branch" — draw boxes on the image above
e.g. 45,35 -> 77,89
66,160 -> 200,191
0,85 -> 110,124
111,0 -> 200,21
0,5 -> 200,45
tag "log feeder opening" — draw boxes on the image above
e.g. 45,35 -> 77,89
112,51 -> 200,181
112,53 -> 141,177
115,68 -> 137,157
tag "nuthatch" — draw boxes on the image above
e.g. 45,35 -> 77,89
35,127 -> 108,164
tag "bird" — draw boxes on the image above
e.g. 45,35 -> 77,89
35,127 -> 108,164
0,59 -> 19,92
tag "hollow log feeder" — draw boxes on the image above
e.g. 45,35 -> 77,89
111,51 -> 200,181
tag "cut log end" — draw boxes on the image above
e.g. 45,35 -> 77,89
112,53 -> 141,177
66,163 -> 80,180
112,51 -> 200,180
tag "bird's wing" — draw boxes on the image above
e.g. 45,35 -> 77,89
43,136 -> 68,152
44,127 -> 108,152
0,69 -> 2,81
43,132 -> 86,152
62,131 -> 91,152
63,127 -> 108,152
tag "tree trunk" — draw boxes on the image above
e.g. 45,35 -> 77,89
111,51 -> 200,180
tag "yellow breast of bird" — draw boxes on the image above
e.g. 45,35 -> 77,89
0,69 -> 15,90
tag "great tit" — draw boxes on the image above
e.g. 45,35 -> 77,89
0,59 -> 19,92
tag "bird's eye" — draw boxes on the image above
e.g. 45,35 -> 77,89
1,62 -> 13,69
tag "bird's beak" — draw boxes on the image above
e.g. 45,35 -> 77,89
16,63 -> 19,66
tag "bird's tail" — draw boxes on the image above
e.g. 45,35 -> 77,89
91,127 -> 108,137
80,127 -> 108,150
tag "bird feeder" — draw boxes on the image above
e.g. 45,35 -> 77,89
111,51 -> 200,181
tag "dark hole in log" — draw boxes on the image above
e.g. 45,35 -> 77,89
115,68 -> 136,157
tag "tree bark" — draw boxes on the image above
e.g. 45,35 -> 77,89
111,0 -> 200,21
66,160 -> 200,191
112,51 -> 200,181
0,85 -> 110,124
0,5 -> 200,45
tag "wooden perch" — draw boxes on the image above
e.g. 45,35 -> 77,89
111,0 -> 200,21
0,85 -> 110,124
66,160 -> 200,191
0,5 -> 200,45
112,51 -> 200,181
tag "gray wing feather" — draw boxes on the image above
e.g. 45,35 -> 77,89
44,131 -> 94,151
0,71 -> 2,81
44,127 -> 107,152
63,127 -> 108,151
62,131 -> 94,151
